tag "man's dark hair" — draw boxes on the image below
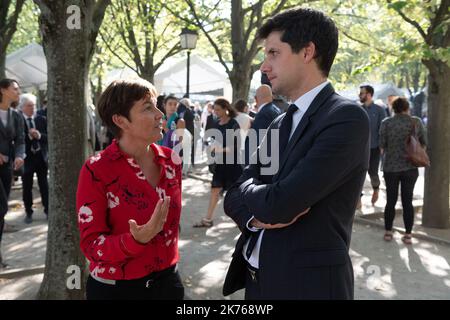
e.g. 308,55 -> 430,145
0,78 -> 19,103
97,79 -> 157,138
256,7 -> 339,77
392,97 -> 409,114
360,85 -> 374,97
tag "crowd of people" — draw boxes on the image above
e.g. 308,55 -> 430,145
0,6 -> 430,300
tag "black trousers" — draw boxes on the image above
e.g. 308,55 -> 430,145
384,169 -> 419,234
244,265 -> 262,300
0,162 -> 13,242
22,153 -> 49,216
86,265 -> 184,300
368,147 -> 381,190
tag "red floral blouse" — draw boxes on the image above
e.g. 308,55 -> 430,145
76,140 -> 182,280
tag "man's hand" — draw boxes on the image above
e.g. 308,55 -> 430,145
14,157 -> 24,171
250,207 -> 310,229
0,154 -> 6,166
29,128 -> 40,139
129,197 -> 170,244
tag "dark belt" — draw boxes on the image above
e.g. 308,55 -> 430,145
116,265 -> 178,288
247,263 -> 259,282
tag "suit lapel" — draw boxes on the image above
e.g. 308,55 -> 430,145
0,115 -> 6,137
275,83 -> 335,177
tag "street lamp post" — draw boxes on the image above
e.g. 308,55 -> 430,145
179,28 -> 198,98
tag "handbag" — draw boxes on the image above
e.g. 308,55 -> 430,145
405,117 -> 430,167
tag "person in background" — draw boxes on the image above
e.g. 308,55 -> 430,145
375,99 -> 390,118
0,78 -> 25,268
245,85 -> 281,165
193,98 -> 242,228
76,78 -> 184,300
379,97 -> 426,245
37,98 -> 47,117
359,85 -> 387,206
178,98 -> 195,168
159,95 -> 185,149
156,94 -> 166,114
234,99 -> 252,164
19,93 -> 49,224
386,95 -> 397,117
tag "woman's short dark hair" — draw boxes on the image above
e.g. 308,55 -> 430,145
97,79 -> 157,138
0,78 -> 19,103
392,97 -> 409,114
257,7 -> 338,77
234,99 -> 248,113
214,97 -> 237,118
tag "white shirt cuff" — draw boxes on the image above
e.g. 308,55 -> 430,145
246,216 -> 262,232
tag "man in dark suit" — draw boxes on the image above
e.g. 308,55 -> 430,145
245,85 -> 281,165
19,94 -> 48,223
0,78 -> 25,268
223,7 -> 370,300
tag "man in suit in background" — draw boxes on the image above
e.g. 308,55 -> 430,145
245,84 -> 281,165
223,7 -> 370,299
359,85 -> 387,206
19,94 -> 48,224
0,78 -> 25,267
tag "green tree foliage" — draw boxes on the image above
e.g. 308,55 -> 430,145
99,0 -> 184,83
7,0 -> 40,54
0,0 -> 26,78
165,0 -> 307,102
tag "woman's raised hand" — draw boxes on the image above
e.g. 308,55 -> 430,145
129,197 -> 171,244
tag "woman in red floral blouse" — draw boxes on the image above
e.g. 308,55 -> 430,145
76,79 -> 183,300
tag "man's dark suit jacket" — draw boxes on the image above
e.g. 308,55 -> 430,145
223,83 -> 370,299
23,115 -> 48,164
245,103 -> 281,165
0,108 -> 25,161
177,103 -> 194,137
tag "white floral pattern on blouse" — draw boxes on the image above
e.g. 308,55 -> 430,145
106,192 -> 120,208
78,205 -> 93,224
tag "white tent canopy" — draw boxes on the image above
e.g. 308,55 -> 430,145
105,55 -> 233,100
6,44 -> 233,99
5,43 -> 47,91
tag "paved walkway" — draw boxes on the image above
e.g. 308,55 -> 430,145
1,164 -> 449,299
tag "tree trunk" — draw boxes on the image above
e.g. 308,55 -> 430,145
35,0 -> 109,299
422,59 -> 450,228
230,67 -> 252,103
0,51 -> 5,79
139,70 -> 154,84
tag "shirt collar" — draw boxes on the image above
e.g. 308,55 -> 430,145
258,102 -> 269,112
292,81 -> 329,114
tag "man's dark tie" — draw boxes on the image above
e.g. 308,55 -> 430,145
279,104 -> 298,156
28,118 -> 40,152
245,104 -> 299,260
27,117 -> 34,129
